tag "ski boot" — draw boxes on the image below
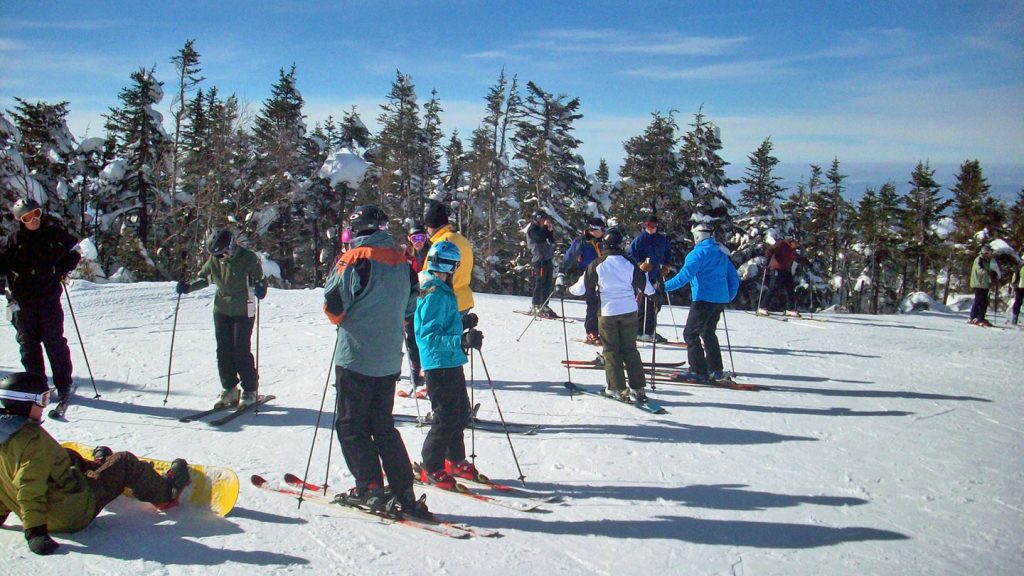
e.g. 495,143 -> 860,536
238,391 -> 258,408
541,305 -> 558,319
710,371 -> 735,384
419,466 -> 457,491
413,387 -> 429,400
785,310 -> 802,318
652,332 -> 668,343
584,333 -> 602,345
334,483 -> 389,512
603,388 -> 632,402
155,458 -> 191,510
393,488 -> 433,520
445,459 -> 487,482
632,388 -> 648,403
214,387 -> 240,409
976,318 -> 993,327
756,308 -> 769,316
673,371 -> 709,384
92,445 -> 113,465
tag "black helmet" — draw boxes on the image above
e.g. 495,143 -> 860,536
641,212 -> 659,224
533,210 -> 548,223
0,372 -> 50,416
408,223 -> 426,237
424,200 -> 450,229
603,227 -> 625,250
206,229 -> 234,256
12,197 -> 42,220
349,204 -> 388,237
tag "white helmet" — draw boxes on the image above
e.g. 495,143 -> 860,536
691,222 -> 713,243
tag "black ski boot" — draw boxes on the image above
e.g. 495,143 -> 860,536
334,484 -> 388,512
155,458 -> 191,510
394,488 -> 433,521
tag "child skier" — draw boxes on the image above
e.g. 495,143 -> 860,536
0,372 -> 191,556
414,241 -> 485,488
568,227 -> 655,402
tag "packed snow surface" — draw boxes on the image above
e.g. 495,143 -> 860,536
2,282 -> 1021,575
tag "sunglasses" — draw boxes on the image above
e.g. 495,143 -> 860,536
0,388 -> 50,407
409,233 -> 427,244
19,208 -> 41,224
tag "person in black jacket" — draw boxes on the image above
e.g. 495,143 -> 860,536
0,198 -> 81,403
527,210 -> 557,318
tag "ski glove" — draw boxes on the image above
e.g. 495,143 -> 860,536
639,262 -> 653,272
461,329 -> 484,351
461,312 -> 478,331
25,525 -> 59,556
555,273 -> 565,287
175,281 -> 190,295
254,281 -> 268,300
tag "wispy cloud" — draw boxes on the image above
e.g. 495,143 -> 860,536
625,59 -> 790,81
534,28 -> 747,56
0,38 -> 27,51
1,18 -> 129,31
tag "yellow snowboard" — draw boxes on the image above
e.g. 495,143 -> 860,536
62,442 -> 239,517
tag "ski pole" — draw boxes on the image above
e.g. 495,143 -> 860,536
255,296 -> 261,415
755,257 -> 769,313
515,283 -> 558,342
665,286 -> 680,341
63,283 -> 99,399
721,308 -> 737,378
299,331 -> 340,507
558,291 -> 574,398
648,285 -> 657,391
476,350 -> 527,487
468,347 -> 476,463
164,291 -> 181,404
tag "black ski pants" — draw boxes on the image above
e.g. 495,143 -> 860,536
637,286 -> 662,336
1012,287 -> 1023,323
404,318 -> 422,385
333,366 -> 415,492
766,269 -> 797,312
969,288 -> 990,322
421,366 -> 471,474
532,260 -> 554,307
684,301 -> 725,377
584,290 -> 599,335
12,297 -> 73,397
213,312 -> 258,393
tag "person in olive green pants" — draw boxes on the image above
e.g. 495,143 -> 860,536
176,229 -> 267,408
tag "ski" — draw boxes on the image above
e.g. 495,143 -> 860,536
209,395 -> 276,426
514,310 -> 577,323
454,475 -> 561,503
666,373 -> 768,391
412,463 -> 545,512
281,473 -> 501,538
396,388 -> 428,399
563,382 -> 668,414
393,413 -> 540,435
561,354 -> 685,368
178,405 -> 232,423
48,397 -> 72,420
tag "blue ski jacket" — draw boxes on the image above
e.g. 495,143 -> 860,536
415,272 -> 469,371
664,238 -> 739,304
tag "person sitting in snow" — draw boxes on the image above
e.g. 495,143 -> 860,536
557,217 -> 606,344
968,244 -> 999,327
568,227 -> 655,403
176,228 -> 267,409
414,240 -> 486,488
0,372 -> 191,556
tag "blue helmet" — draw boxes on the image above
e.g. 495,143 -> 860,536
426,240 -> 461,274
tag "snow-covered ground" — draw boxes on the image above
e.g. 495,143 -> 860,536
2,281 -> 1022,575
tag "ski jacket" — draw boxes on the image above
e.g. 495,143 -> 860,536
970,255 -> 998,289
187,246 -> 265,317
664,238 -> 739,304
627,230 -> 672,281
569,249 -> 654,317
405,241 -> 431,274
414,272 -> 469,371
526,222 -> 555,263
428,225 -> 474,312
323,230 -> 418,377
1017,263 -> 1024,289
0,418 -> 95,533
766,240 -> 809,271
0,218 -> 80,304
560,234 -> 602,276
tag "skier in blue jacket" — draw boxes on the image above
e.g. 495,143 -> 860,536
627,212 -> 672,342
414,241 -> 485,489
663,223 -> 739,383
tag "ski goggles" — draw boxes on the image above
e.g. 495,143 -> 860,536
408,233 -> 427,244
0,388 -> 50,407
587,224 -> 604,231
19,208 -> 42,224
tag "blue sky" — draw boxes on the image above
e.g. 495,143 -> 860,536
2,1 -> 1022,194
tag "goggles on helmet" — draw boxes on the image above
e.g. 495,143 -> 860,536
0,388 -> 50,407
409,233 -> 427,244
19,208 -> 42,224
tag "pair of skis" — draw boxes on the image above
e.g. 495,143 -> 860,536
410,463 -> 554,511
513,310 -> 577,323
563,382 -> 668,414
178,395 -> 276,426
563,356 -> 767,391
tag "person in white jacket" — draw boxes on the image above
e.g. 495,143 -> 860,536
568,227 -> 654,402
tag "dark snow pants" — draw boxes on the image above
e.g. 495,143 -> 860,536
421,367 -> 471,474
969,288 -> 990,322
1012,287 -> 1023,324
637,288 -> 662,336
532,260 -> 554,307
766,269 -> 797,312
584,290 -> 600,335
213,312 -> 258,393
333,366 -> 415,492
404,318 -> 422,385
684,301 -> 725,377
599,312 -> 646,392
66,449 -> 173,517
13,297 -> 73,397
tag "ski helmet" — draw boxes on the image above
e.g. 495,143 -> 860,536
691,222 -> 713,243
12,197 -> 42,220
206,228 -> 234,256
980,244 -> 993,256
603,227 -> 625,250
0,372 -> 50,416
348,205 -> 388,237
533,209 -> 549,223
408,223 -> 426,237
641,212 -> 659,224
424,200 -> 450,229
426,240 -> 461,274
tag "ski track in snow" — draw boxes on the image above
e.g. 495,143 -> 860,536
1,280 -> 1022,575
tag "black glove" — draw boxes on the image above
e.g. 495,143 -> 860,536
461,329 -> 483,350
1,511 -> 8,525
461,313 -> 478,331
254,281 -> 267,300
25,525 -> 59,556
175,281 -> 189,295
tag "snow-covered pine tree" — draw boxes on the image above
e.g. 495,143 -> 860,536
372,70 -> 423,224
901,161 -> 952,297
851,182 -> 904,314
417,89 -> 445,215
8,99 -> 78,229
802,158 -> 853,307
733,137 -> 787,309
781,164 -> 822,246
614,111 -> 683,236
339,106 -> 371,151
1,112 -> 42,244
1008,189 -> 1024,252
103,66 -> 172,279
168,39 -> 204,201
678,106 -> 737,233
442,130 -> 465,225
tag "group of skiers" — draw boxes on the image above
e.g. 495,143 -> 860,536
968,244 -> 1024,327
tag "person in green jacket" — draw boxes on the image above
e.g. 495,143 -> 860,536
176,229 -> 267,408
1010,258 -> 1023,326
0,372 -> 190,556
968,245 -> 998,327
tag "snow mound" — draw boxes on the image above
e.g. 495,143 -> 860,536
899,291 -> 951,313
319,148 -> 369,188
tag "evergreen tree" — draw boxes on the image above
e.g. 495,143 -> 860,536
852,183 -> 903,313
595,158 -> 610,187
733,137 -> 787,308
678,106 -> 737,229
8,99 -> 77,227
949,159 -> 994,298
373,70 -> 422,222
737,137 -> 784,219
339,106 -> 371,151
1007,189 -> 1024,252
168,39 -> 204,197
902,161 -> 952,296
614,111 -> 683,231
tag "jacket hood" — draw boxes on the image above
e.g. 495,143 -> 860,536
350,229 -> 396,249
0,414 -> 31,445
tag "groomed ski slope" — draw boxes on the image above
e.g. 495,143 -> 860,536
2,281 -> 1021,575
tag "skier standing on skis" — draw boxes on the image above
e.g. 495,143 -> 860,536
557,217 -> 605,343
968,245 -> 999,327
404,224 -> 431,395
322,205 -> 428,517
664,223 -> 740,384
568,227 -> 655,402
527,210 -> 558,318
758,237 -> 810,317
1011,256 -> 1023,326
0,198 -> 81,407
0,372 -> 191,556
414,240 -> 485,488
176,229 -> 267,409
424,200 -> 474,314
627,212 -> 672,342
